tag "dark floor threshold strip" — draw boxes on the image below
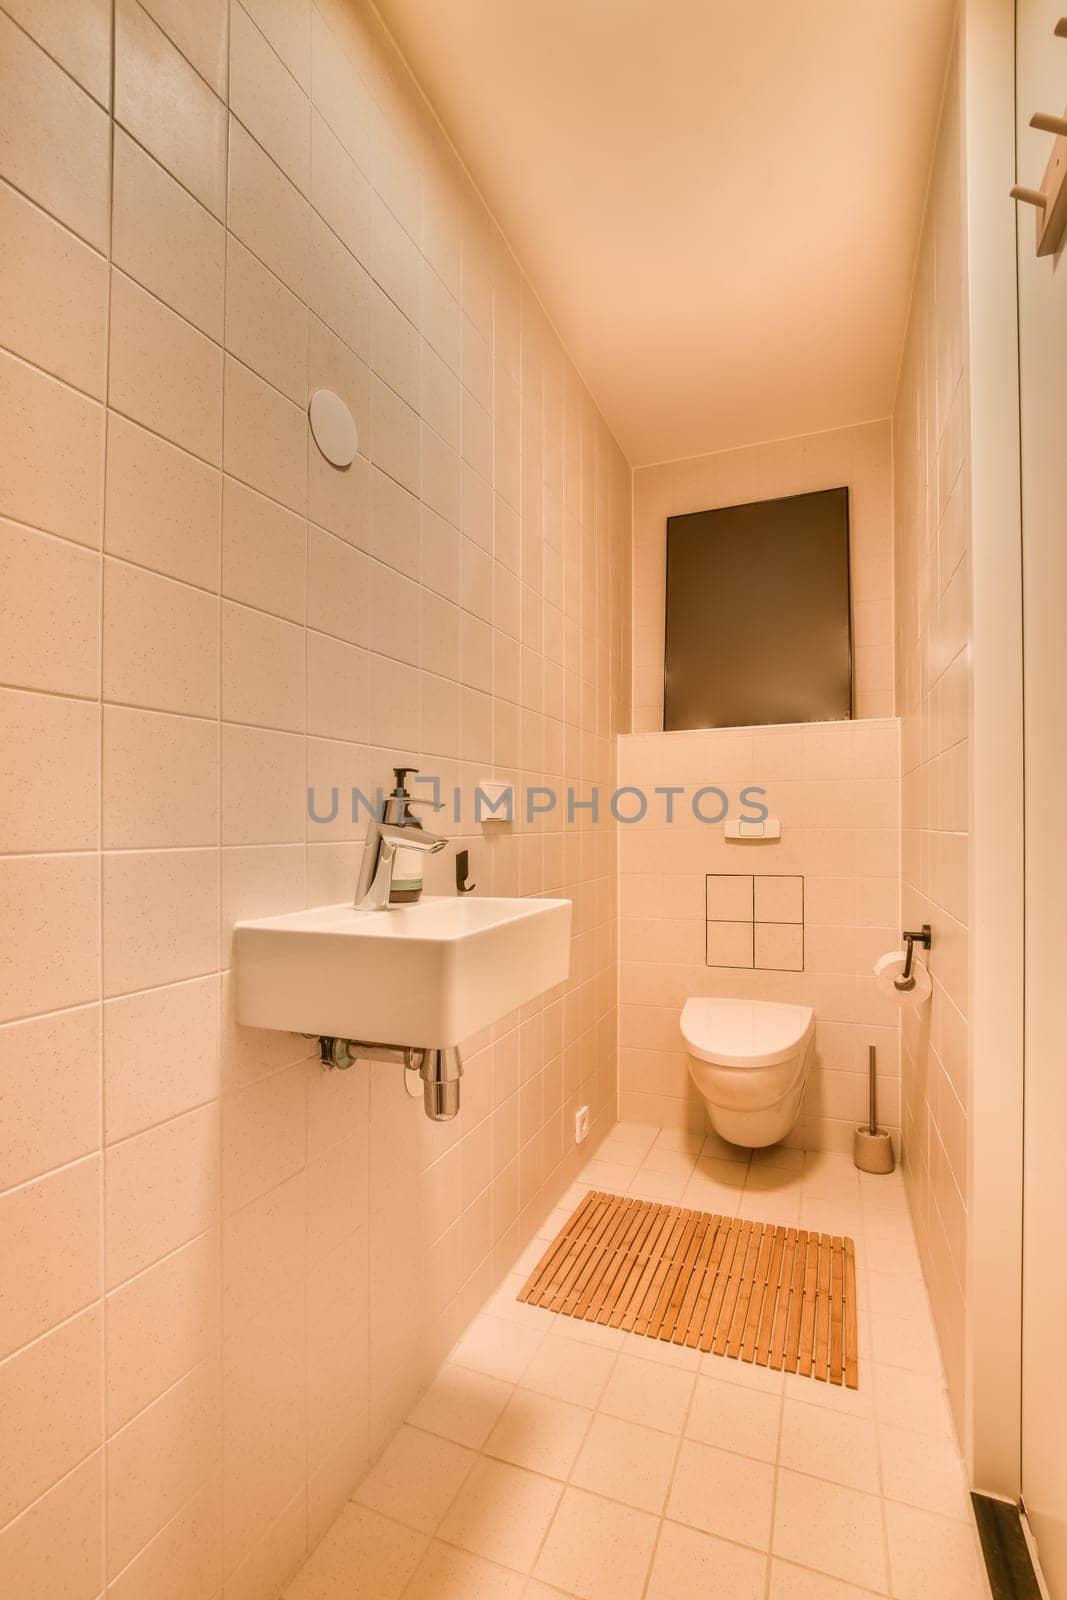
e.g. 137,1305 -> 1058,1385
972,1494 -> 1043,1600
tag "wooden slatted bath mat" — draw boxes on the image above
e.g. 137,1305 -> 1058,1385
518,1190 -> 859,1387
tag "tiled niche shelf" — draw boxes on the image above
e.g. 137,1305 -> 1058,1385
705,874 -> 805,971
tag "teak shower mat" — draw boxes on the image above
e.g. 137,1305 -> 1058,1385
519,1190 -> 859,1388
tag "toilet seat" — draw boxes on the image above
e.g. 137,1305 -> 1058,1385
681,997 -> 814,1068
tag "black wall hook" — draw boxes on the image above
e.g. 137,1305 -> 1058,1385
456,849 -> 476,895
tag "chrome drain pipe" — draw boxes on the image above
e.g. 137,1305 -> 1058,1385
316,1037 -> 463,1122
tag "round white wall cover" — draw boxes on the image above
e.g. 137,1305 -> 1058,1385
308,388 -> 358,468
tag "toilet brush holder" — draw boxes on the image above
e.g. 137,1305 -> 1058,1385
854,1044 -> 895,1174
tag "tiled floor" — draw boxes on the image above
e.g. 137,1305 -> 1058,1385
285,1125 -> 990,1600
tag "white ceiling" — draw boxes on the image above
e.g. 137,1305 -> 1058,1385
375,0 -> 957,466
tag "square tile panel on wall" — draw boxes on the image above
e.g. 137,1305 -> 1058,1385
706,874 -> 805,971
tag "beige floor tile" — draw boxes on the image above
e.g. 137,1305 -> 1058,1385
628,1170 -> 690,1204
869,1309 -> 942,1375
284,1504 -> 425,1599
451,1313 -> 544,1383
570,1413 -> 678,1514
619,1331 -> 701,1373
686,1375 -> 781,1462
437,1457 -> 561,1572
407,1364 -> 513,1451
872,1364 -> 953,1438
783,1369 -> 874,1419
556,1317 -> 626,1353
768,1557 -> 880,1599
885,1501 -> 985,1600
404,1540 -> 526,1598
878,1420 -> 971,1520
599,1353 -> 695,1434
779,1400 -> 880,1493
638,1146 -> 699,1177
353,1425 -> 474,1535
772,1469 -> 887,1593
534,1486 -> 658,1600
667,1439 -> 775,1550
646,1520 -> 767,1600
484,1389 -> 591,1479
699,1349 -> 785,1393
520,1335 -> 617,1408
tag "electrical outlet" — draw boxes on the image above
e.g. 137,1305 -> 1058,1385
575,1105 -> 589,1144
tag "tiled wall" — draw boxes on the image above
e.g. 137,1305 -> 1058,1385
617,719 -> 901,1152
0,1 -> 629,1594
891,38 -> 971,1433
631,420 -> 895,733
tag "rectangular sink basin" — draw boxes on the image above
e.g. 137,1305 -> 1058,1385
234,895 -> 572,1048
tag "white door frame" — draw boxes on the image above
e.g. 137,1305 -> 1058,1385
961,0 -> 1025,1502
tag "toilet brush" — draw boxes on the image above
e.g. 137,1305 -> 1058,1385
853,1044 -> 895,1174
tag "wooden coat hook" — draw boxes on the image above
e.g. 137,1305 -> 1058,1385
1011,13 -> 1067,255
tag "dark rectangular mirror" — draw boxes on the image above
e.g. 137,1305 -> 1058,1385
664,487 -> 852,730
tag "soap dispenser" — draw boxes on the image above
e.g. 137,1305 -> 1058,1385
383,768 -> 436,904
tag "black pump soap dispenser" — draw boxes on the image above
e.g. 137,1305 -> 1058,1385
383,767 -> 430,904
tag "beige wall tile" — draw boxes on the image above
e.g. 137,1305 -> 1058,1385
104,974 -> 220,1144
0,1451 -> 103,1600
104,414 -> 221,592
106,1227 -> 220,1431
221,724 -> 306,845
101,847 -> 218,1000
0,521 -> 100,697
0,854 -> 100,1024
112,129 -> 226,341
114,0 -> 226,218
224,356 -> 307,513
0,185 -> 108,398
222,1315 -> 306,1571
228,117 -> 310,299
0,1307 -> 102,1526
0,1156 -> 100,1360
3,0 -> 110,103
222,477 -> 307,624
138,0 -> 227,94
226,235 -> 309,405
222,600 -> 305,732
230,2 -> 310,193
109,270 -> 223,465
0,12 -> 110,249
106,1478 -> 221,1600
311,111 -> 373,270
311,210 -> 372,362
0,1005 -> 100,1190
242,0 -> 310,88
0,350 -> 104,546
307,526 -> 369,647
106,1355 -> 221,1576
307,631 -> 368,743
222,1062 -> 306,1215
102,704 -> 219,850
103,559 -> 219,717
105,1103 -> 220,1288
0,688 -> 98,853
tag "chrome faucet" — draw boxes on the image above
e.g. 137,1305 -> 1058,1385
354,768 -> 446,911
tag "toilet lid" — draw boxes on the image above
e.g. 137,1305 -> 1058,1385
681,997 -> 814,1068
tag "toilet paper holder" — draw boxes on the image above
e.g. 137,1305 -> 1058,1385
896,925 -> 932,990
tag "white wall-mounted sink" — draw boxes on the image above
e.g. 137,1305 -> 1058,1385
234,895 -> 572,1047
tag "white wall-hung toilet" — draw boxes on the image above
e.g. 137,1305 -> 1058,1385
681,997 -> 815,1147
